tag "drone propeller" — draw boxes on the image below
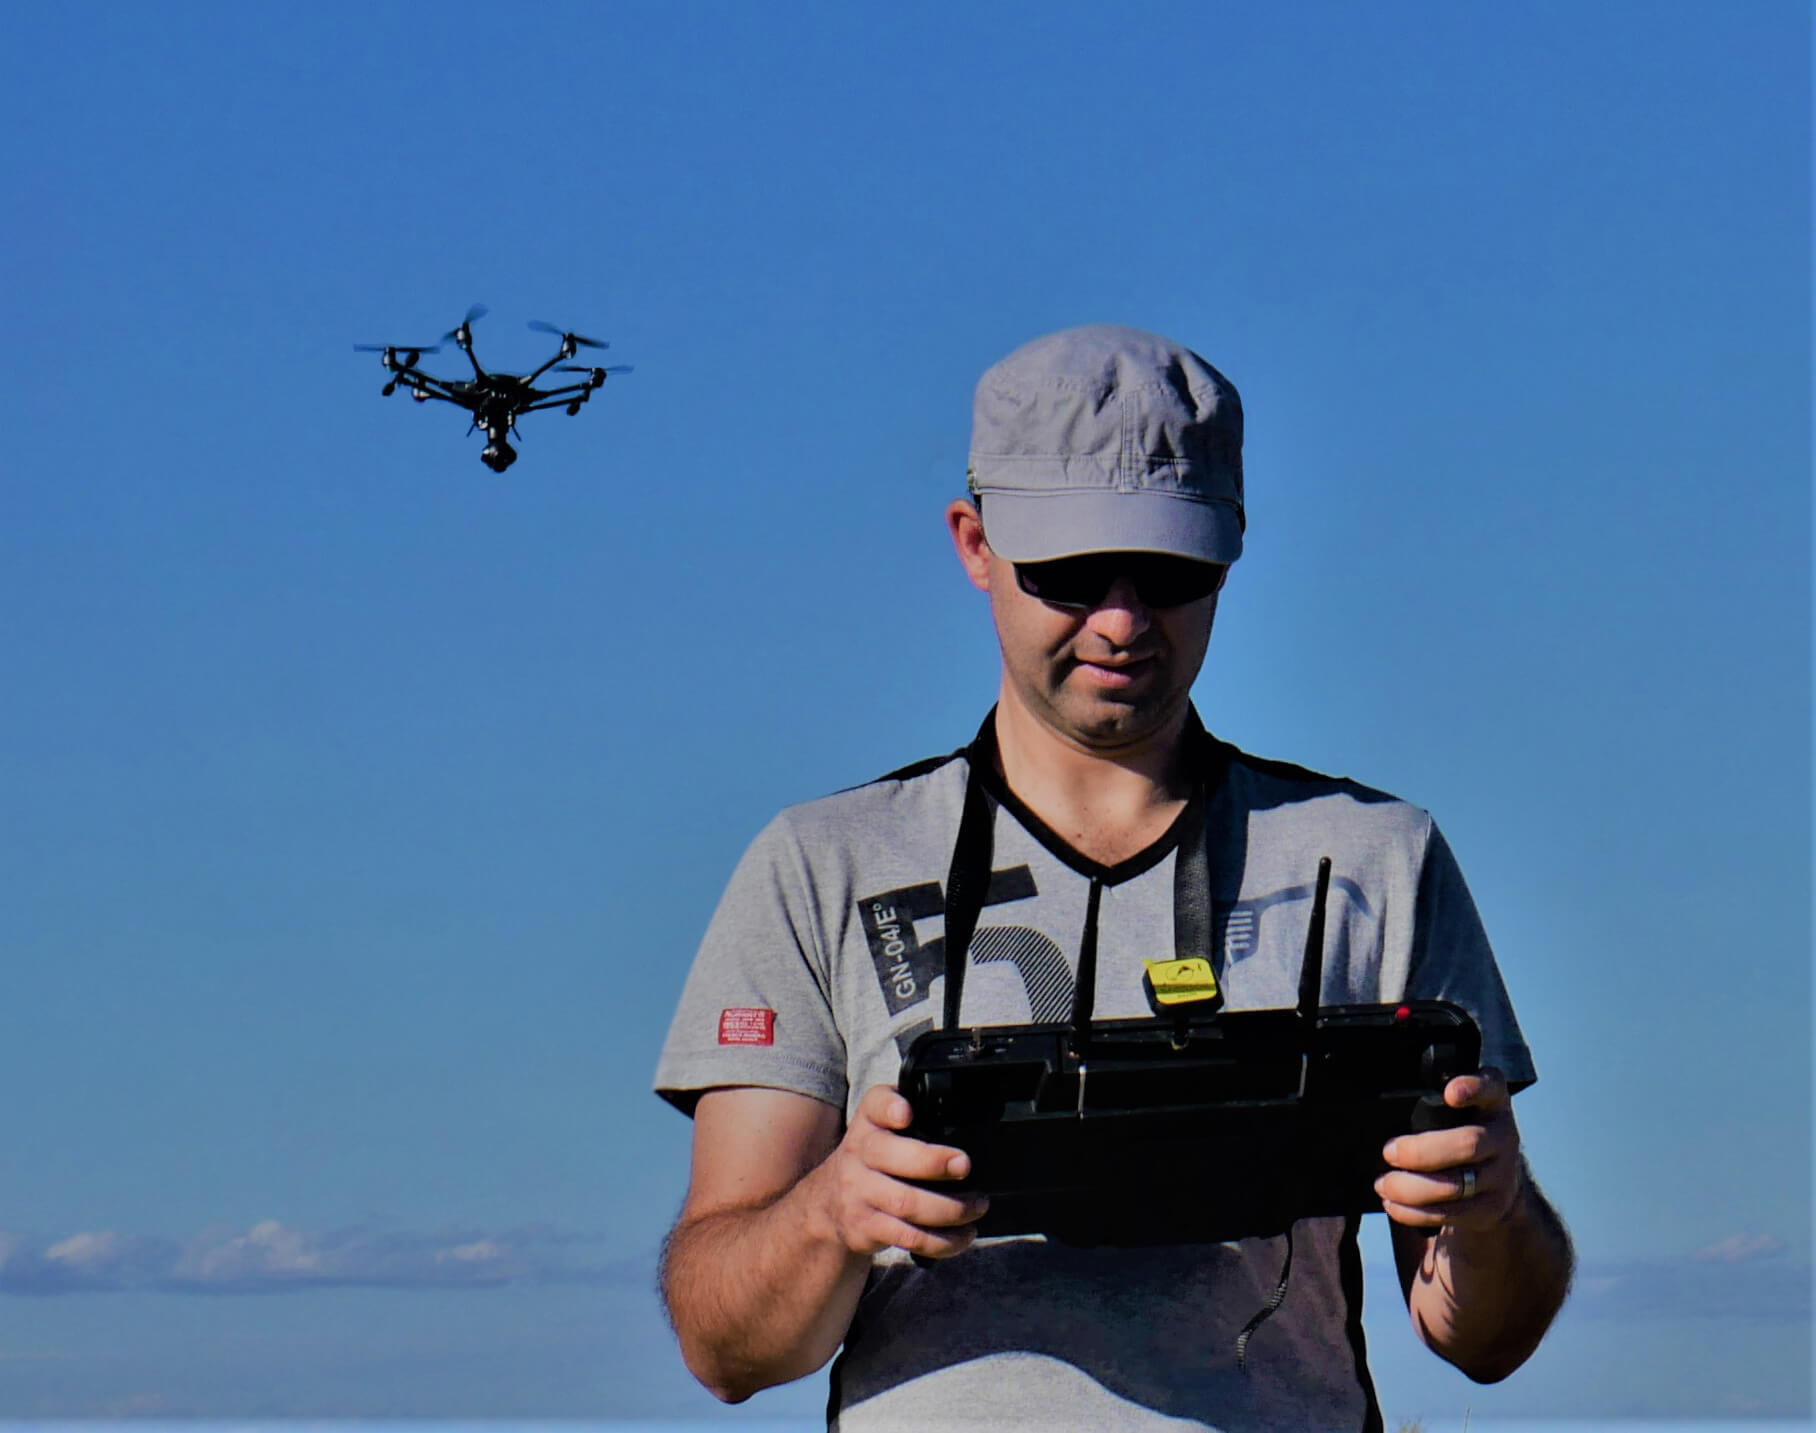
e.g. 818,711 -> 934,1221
357,342 -> 440,382
443,303 -> 489,342
530,319 -> 609,350
556,363 -> 633,395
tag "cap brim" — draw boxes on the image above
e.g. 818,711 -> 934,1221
979,489 -> 1243,565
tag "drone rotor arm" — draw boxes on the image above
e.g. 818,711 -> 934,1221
396,375 -> 474,409
520,368 -> 630,406
522,352 -> 569,385
519,376 -> 596,402
554,363 -> 635,390
516,395 -> 591,415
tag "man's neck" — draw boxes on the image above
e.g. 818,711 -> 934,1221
991,690 -> 1195,868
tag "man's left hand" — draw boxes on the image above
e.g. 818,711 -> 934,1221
1376,1067 -> 1523,1231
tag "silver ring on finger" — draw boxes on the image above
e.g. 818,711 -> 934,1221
1460,1167 -> 1477,1201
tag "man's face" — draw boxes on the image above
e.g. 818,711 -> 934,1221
950,504 -> 1223,751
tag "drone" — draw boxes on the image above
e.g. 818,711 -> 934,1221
356,305 -> 632,471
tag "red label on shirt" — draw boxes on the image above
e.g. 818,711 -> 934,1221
718,1007 -> 776,1046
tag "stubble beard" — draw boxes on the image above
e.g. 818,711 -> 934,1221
1020,647 -> 1190,753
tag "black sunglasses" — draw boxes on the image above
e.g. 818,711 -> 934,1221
1013,553 -> 1227,611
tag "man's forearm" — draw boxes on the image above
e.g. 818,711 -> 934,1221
660,1163 -> 871,1403
1405,1161 -> 1574,1382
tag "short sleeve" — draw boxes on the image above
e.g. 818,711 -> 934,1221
1406,821 -> 1537,1091
653,812 -> 849,1115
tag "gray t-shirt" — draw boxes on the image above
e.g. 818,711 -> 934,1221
655,725 -> 1534,1432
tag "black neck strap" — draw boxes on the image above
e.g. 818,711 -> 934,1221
941,709 -> 1219,1032
940,733 -> 999,1029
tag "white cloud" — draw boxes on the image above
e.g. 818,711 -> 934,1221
0,1220 -> 641,1296
438,1239 -> 508,1264
47,1232 -> 134,1269
177,1221 -> 325,1284
1693,1232 -> 1785,1264
2,1231 -> 180,1292
1568,1243 -> 1810,1324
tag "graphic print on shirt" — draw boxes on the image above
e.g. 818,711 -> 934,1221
861,868 -> 1376,1040
1216,874 -> 1373,968
857,866 -> 1049,1018
970,924 -> 1073,1022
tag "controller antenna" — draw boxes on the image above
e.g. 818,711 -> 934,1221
1296,857 -> 1333,1023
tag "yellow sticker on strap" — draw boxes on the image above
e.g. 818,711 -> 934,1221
1143,957 -> 1221,1006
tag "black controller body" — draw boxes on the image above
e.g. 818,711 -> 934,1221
899,999 -> 1481,1246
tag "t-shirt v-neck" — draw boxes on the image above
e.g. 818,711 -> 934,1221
974,759 -> 1196,886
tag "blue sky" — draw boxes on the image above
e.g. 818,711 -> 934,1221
0,1 -> 1808,1421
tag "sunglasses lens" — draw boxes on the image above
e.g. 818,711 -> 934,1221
1014,557 -> 1105,608
1014,555 -> 1224,609
1135,560 -> 1226,607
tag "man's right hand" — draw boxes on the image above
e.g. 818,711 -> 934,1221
810,1084 -> 989,1258
662,1083 -> 986,1401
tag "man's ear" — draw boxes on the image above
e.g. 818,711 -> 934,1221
945,499 -> 993,594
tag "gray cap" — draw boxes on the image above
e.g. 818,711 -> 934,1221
967,324 -> 1244,565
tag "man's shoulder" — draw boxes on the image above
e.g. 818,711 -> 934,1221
1211,737 -> 1434,842
763,744 -> 970,846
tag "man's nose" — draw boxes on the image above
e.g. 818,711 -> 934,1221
1086,577 -> 1151,644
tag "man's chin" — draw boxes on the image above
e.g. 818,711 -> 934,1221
1056,689 -> 1185,749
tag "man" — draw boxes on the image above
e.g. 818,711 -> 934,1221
654,325 -> 1573,1430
